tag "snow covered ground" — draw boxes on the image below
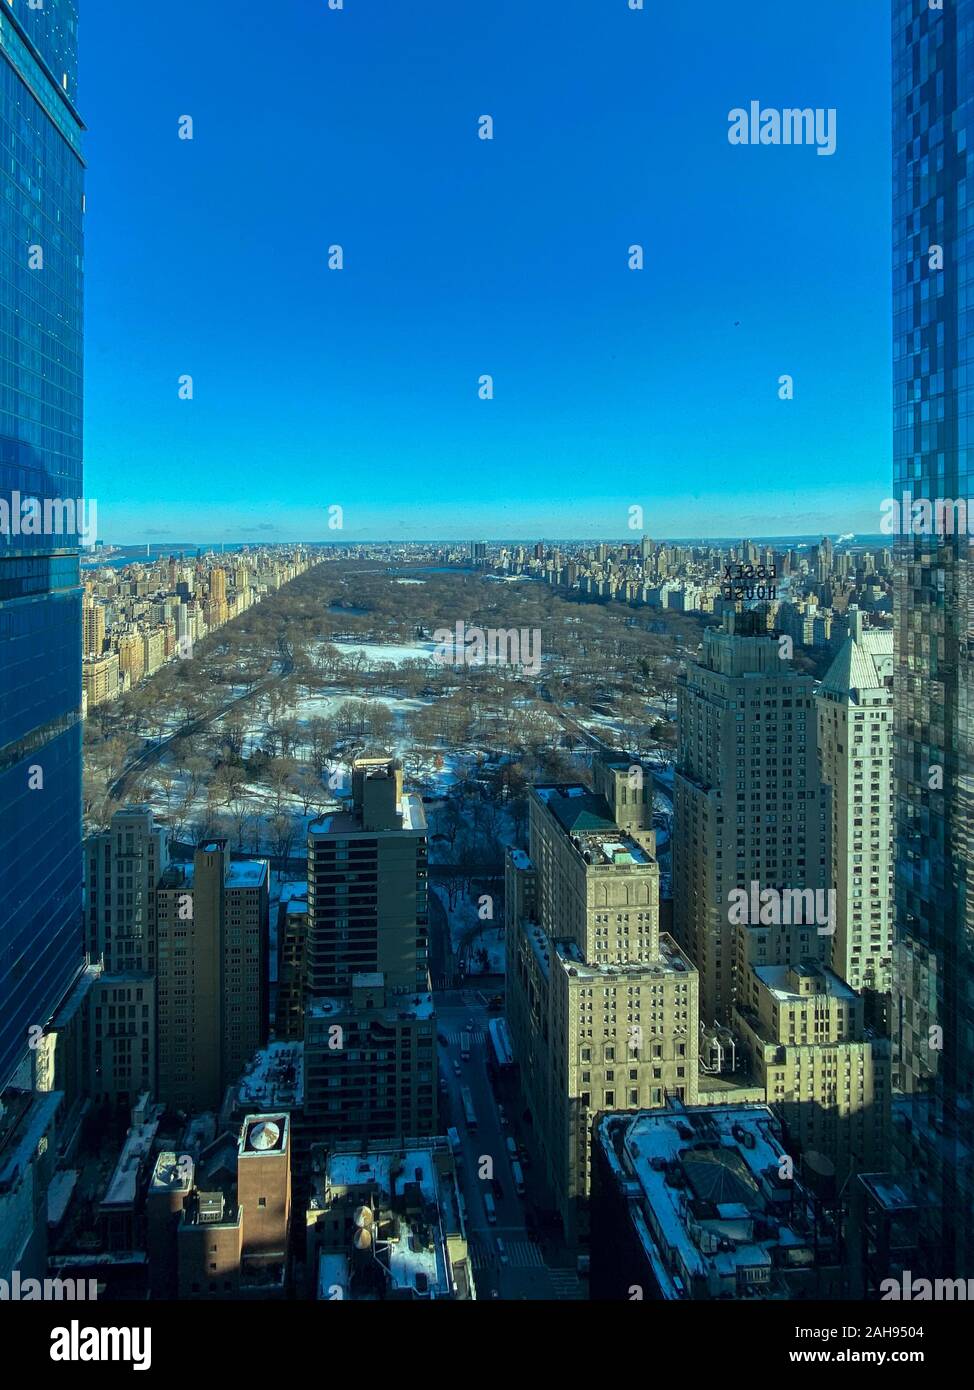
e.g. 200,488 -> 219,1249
330,639 -> 439,665
431,882 -> 505,975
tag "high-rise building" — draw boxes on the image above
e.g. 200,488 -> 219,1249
209,566 -> 228,627
0,0 -> 85,1090
303,757 -> 436,1148
85,811 -> 269,1112
156,842 -> 269,1112
506,758 -> 698,1240
85,807 -> 168,973
673,612 -> 831,1024
816,623 -> 895,995
82,593 -> 105,656
892,0 -> 974,1276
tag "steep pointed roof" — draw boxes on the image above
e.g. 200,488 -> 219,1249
820,635 -> 889,702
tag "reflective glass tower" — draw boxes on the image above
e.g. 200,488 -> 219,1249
892,0 -> 973,1276
0,1 -> 84,1087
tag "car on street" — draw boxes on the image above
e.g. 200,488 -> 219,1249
491,1176 -> 504,1200
495,1237 -> 509,1266
437,1032 -> 449,1046
453,1061 -> 462,1076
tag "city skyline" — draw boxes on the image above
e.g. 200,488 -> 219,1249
3,0 -> 971,1347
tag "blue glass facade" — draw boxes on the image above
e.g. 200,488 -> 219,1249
0,0 -> 84,1087
892,0 -> 974,1275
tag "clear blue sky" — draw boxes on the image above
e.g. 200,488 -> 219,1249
80,0 -> 891,544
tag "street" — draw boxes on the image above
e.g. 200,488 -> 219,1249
435,987 -> 584,1301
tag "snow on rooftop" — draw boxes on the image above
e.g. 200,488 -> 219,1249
227,859 -> 268,888
597,1105 -> 815,1298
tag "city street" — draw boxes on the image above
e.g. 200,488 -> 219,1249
435,988 -> 584,1301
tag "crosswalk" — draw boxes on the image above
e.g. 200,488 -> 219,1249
443,1029 -> 486,1045
470,1237 -> 545,1269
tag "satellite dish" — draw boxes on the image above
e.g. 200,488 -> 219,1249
354,1227 -> 373,1250
354,1205 -> 374,1228
248,1120 -> 281,1151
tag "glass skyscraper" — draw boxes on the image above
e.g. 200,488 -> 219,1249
0,1 -> 84,1087
892,0 -> 973,1276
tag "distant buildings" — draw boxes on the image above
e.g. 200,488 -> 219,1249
590,1102 -> 842,1299
506,753 -> 699,1239
80,545 -> 316,715
304,1136 -> 473,1300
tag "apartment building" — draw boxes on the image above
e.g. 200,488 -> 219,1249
303,757 -> 436,1149
156,843 -> 269,1113
733,961 -> 890,1182
82,651 -> 120,711
84,810 -> 268,1112
673,611 -> 831,1024
507,760 -> 698,1240
816,620 -> 895,995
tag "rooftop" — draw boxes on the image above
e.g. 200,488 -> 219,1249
234,1042 -> 304,1111
555,932 -> 694,981
819,632 -> 894,702
310,791 -> 426,836
596,1102 -> 832,1299
149,1151 -> 194,1194
306,991 -> 435,1023
535,786 -> 653,866
227,859 -> 268,889
753,962 -> 858,1005
101,1108 -> 163,1211
313,1139 -> 462,1300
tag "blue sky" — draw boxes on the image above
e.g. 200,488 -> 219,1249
81,0 -> 891,544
